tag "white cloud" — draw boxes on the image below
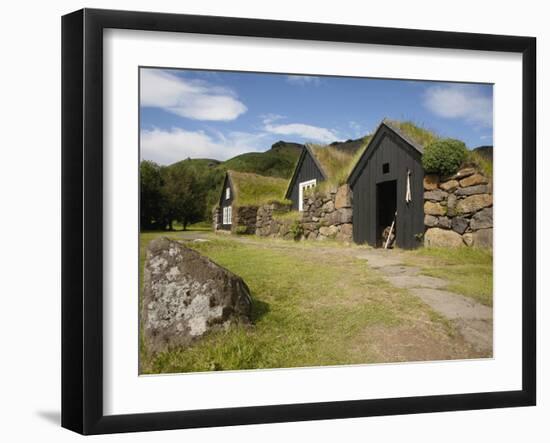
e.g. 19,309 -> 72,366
260,113 -> 285,125
264,121 -> 338,144
423,84 -> 493,127
141,127 -> 266,165
286,75 -> 322,86
140,69 -> 247,121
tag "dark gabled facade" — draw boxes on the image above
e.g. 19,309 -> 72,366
218,173 -> 234,230
347,121 -> 425,249
284,145 -> 327,210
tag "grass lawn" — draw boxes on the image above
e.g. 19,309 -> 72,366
139,232 -> 481,374
405,247 -> 493,306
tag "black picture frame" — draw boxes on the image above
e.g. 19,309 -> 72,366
61,8 -> 536,435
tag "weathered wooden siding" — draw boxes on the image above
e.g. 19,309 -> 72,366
219,174 -> 234,230
350,126 -> 424,249
288,151 -> 325,210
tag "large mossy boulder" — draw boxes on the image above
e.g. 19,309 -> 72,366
142,238 -> 252,354
424,228 -> 464,248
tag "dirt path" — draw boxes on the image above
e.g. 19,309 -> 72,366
176,231 -> 492,354
355,249 -> 493,353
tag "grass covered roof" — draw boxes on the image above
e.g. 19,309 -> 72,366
228,170 -> 289,207
308,135 -> 372,186
382,119 -> 438,151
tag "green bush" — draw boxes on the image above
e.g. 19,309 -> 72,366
289,220 -> 304,241
235,226 -> 249,235
422,138 -> 468,176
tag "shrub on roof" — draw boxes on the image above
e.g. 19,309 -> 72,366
422,138 -> 468,176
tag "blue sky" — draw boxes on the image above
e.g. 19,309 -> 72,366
140,68 -> 493,165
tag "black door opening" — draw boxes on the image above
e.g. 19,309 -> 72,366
376,180 -> 397,247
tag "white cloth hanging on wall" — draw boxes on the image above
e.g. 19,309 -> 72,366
405,169 -> 412,204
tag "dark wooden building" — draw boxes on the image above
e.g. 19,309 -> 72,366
284,144 -> 327,211
347,121 -> 425,249
218,172 -> 235,230
216,170 -> 290,232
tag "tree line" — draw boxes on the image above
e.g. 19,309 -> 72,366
140,160 -> 223,231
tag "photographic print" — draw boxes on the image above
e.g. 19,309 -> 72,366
139,68 -> 494,375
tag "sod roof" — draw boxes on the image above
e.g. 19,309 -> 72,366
307,136 -> 372,186
227,170 -> 289,207
381,119 -> 438,152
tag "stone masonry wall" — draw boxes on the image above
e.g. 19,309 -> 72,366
212,205 -> 258,234
232,206 -> 258,234
255,202 -> 294,239
423,167 -> 493,248
212,206 -> 221,231
256,184 -> 353,242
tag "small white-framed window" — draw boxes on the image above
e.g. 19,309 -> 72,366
227,206 -> 232,225
298,179 -> 317,211
225,187 -> 230,200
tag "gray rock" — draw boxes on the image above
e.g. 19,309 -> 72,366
446,193 -> 457,217
473,228 -> 493,248
455,184 -> 490,196
459,173 -> 489,187
456,194 -> 493,214
451,217 -> 469,235
339,223 -> 353,238
436,216 -> 451,229
328,208 -> 352,225
440,179 -> 459,192
142,238 -> 252,353
424,201 -> 446,216
463,233 -> 474,247
322,200 -> 335,213
335,184 -> 352,209
336,208 -> 353,224
424,189 -> 447,202
424,214 -> 438,228
319,225 -> 338,238
453,167 -> 476,180
470,208 -> 493,230
424,228 -> 464,248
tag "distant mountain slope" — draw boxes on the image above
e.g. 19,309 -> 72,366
168,140 -> 302,179
328,136 -> 371,155
221,141 -> 302,179
165,141 -> 302,215
473,145 -> 493,162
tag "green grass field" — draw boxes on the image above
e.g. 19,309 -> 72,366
139,231 -> 485,374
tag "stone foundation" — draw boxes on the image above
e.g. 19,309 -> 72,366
212,206 -> 221,231
212,205 -> 259,234
255,184 -> 353,242
232,206 -> 258,234
423,167 -> 493,248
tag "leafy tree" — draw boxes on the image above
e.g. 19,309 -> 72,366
140,161 -> 167,230
422,138 -> 468,176
161,163 -> 207,230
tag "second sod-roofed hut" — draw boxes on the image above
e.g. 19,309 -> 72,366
347,121 -> 426,249
284,139 -> 368,211
216,170 -> 289,233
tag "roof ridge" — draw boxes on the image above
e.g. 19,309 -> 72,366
381,119 -> 426,153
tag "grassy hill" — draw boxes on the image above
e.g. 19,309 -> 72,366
220,141 -> 302,178
164,141 -> 302,217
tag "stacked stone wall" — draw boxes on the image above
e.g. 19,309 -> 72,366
423,167 -> 493,248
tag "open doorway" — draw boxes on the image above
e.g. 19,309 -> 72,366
376,180 -> 397,247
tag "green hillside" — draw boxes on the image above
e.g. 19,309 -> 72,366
162,141 -> 302,219
220,141 -> 302,178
